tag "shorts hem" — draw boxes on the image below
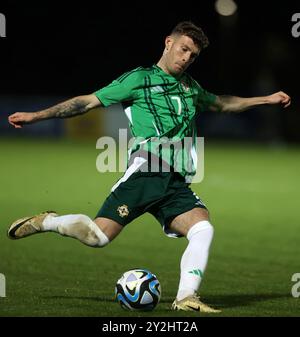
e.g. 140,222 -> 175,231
94,212 -> 127,227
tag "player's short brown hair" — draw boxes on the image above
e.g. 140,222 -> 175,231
171,21 -> 209,50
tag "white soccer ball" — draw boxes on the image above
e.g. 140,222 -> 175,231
115,268 -> 161,311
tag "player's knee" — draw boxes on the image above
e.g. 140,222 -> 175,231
187,220 -> 214,240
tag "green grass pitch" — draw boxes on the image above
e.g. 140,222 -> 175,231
0,137 -> 299,317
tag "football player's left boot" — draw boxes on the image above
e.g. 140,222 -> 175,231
7,211 -> 58,240
172,295 -> 221,313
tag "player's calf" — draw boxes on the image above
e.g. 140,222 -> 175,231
8,212 -> 110,248
44,214 -> 110,247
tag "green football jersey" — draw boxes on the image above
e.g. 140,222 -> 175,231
94,64 -> 216,181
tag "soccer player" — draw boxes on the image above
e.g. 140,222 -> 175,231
7,21 -> 291,313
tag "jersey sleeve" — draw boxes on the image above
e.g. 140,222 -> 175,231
195,82 -> 217,113
94,68 -> 143,107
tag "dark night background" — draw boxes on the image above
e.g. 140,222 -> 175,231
0,0 -> 300,142
1,1 -> 300,320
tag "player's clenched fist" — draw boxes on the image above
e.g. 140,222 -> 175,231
267,91 -> 291,108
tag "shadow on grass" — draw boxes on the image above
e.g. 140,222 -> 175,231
42,295 -> 175,304
42,293 -> 291,309
202,293 -> 291,309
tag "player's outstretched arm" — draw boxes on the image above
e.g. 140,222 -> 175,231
210,91 -> 291,113
8,94 -> 102,128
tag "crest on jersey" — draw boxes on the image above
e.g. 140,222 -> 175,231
117,204 -> 129,217
181,81 -> 190,92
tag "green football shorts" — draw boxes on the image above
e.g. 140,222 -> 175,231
96,167 -> 207,237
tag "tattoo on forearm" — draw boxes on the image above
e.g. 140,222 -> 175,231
38,98 -> 88,119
